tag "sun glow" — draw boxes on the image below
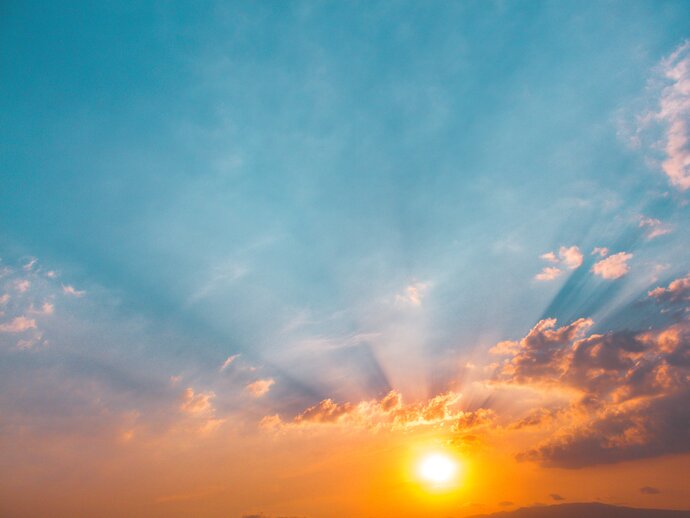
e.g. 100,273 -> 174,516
416,452 -> 460,486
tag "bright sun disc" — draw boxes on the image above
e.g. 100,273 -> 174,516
417,453 -> 457,484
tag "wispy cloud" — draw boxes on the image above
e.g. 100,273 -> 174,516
655,41 -> 690,190
220,354 -> 240,372
639,216 -> 672,239
62,284 -> 86,297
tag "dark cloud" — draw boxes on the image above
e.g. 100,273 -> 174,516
493,316 -> 690,468
550,494 -> 565,501
649,274 -> 690,304
640,486 -> 661,494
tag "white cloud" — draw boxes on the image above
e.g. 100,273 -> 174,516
591,252 -> 633,280
535,246 -> 582,281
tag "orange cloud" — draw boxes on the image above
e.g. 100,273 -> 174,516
649,273 -> 690,304
492,317 -> 690,467
246,379 -> 275,398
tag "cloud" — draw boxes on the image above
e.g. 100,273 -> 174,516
62,284 -> 86,297
591,247 -> 609,257
549,494 -> 565,501
558,246 -> 583,270
493,317 -> 690,467
640,486 -> 661,495
655,41 -> 690,191
29,302 -> 54,315
0,316 -> 37,333
22,258 -> 37,271
591,252 -> 632,280
0,294 -> 9,305
649,273 -> 690,304
220,354 -> 240,372
246,378 -> 275,398
535,246 -> 582,281
180,387 -> 215,415
396,281 -> 429,306
261,390 -> 496,434
639,216 -> 672,239
14,280 -> 30,293
535,267 -> 563,282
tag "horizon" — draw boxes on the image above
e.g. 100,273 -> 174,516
1,2 -> 689,517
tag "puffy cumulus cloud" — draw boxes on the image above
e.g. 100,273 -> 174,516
246,378 -> 275,398
0,260 -> 66,349
649,273 -> 690,304
655,41 -> 690,191
0,316 -> 37,333
535,246 -> 582,281
179,387 -> 225,435
260,390 -> 493,433
180,387 -> 215,415
395,281 -> 429,306
558,246 -> 584,270
591,252 -> 633,280
491,318 -> 594,383
535,267 -> 562,282
492,317 -> 690,468
638,216 -> 672,239
591,247 -> 609,257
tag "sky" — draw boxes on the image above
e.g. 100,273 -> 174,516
1,1 -> 690,517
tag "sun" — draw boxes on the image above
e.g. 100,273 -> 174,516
416,452 -> 459,485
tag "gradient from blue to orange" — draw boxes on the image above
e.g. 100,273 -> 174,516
1,2 -> 689,517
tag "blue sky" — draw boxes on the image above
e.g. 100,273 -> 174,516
1,5 -> 690,507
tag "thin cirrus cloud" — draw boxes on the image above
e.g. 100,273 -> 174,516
220,354 -> 240,372
655,41 -> 690,191
639,216 -> 672,239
